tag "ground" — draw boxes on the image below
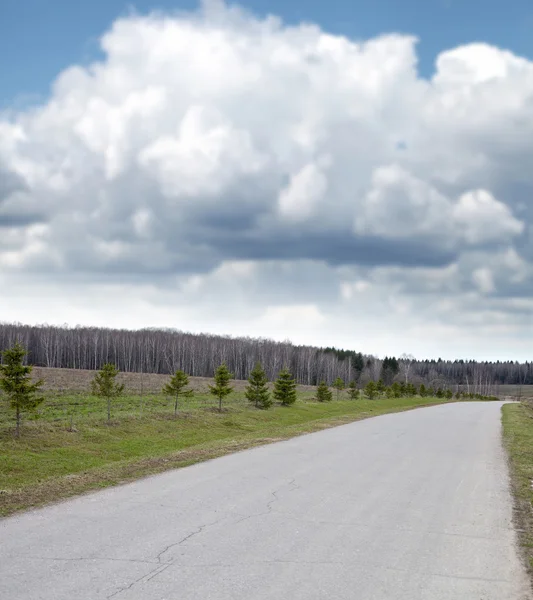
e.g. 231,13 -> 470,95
0,366 -> 468,517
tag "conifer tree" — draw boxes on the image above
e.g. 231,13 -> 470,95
347,380 -> 359,400
163,369 -> 194,417
91,363 -> 125,422
245,362 -> 272,409
316,380 -> 333,402
332,377 -> 345,401
406,383 -> 417,397
209,363 -> 234,412
273,367 -> 297,406
0,343 -> 44,437
391,382 -> 402,398
364,380 -> 378,399
419,383 -> 427,397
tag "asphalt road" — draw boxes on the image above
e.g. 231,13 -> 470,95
1,402 -> 531,599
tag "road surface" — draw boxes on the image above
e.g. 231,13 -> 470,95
1,402 -> 530,599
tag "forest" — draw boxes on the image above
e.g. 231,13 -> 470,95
0,322 -> 530,393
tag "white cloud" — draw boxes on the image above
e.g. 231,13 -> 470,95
355,165 -> 453,241
139,104 -> 267,197
278,161 -> 328,221
452,189 -> 524,244
434,43 -> 533,87
0,1 -> 532,358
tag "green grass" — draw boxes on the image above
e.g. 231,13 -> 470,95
502,402 -> 533,572
0,393 -> 470,517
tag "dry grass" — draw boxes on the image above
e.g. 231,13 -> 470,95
31,366 -> 318,394
497,385 -> 533,400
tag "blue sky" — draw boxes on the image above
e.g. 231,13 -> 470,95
2,0 -> 533,107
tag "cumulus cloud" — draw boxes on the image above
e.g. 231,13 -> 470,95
1,0 -> 532,358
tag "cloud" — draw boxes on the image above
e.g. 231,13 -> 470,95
452,189 -> 524,244
0,1 -> 532,358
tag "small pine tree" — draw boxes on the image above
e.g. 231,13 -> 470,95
391,382 -> 402,398
419,383 -> 427,397
209,363 -> 234,412
0,343 -> 44,437
273,367 -> 297,406
163,370 -> 194,417
406,383 -> 417,397
91,363 -> 125,422
347,380 -> 358,400
332,377 -> 345,401
364,380 -> 378,399
245,362 -> 272,409
316,381 -> 333,402
376,379 -> 385,394
445,389 -> 453,400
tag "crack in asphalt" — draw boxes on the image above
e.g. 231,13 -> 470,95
97,481 -> 301,598
104,558 -> 511,585
106,564 -> 166,599
155,516 -> 225,564
234,478 -> 299,524
105,517 -> 226,599
20,556 -> 158,565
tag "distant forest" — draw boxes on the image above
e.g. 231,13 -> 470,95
0,323 -> 531,393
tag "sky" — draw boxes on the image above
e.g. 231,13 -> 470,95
1,0 -> 533,360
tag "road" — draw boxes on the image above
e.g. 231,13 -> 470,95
1,402 -> 530,599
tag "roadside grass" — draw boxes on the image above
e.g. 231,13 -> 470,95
502,401 -> 533,573
0,394 -> 459,517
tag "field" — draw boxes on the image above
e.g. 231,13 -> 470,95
496,384 -> 533,400
0,367 -> 493,517
0,366 -> 316,424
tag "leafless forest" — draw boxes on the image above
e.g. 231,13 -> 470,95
0,322 -> 531,392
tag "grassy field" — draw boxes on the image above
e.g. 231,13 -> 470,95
502,401 -> 533,573
0,366 -> 465,517
498,385 -> 533,400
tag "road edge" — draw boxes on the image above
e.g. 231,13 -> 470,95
502,402 -> 533,596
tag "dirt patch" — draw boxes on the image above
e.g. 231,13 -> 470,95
31,366 -> 317,394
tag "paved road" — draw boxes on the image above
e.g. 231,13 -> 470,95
1,402 -> 530,599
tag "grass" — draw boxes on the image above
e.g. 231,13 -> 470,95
498,385 -> 533,400
0,392 -> 459,517
502,401 -> 533,573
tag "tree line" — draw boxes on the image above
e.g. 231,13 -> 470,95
0,322 -> 531,392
